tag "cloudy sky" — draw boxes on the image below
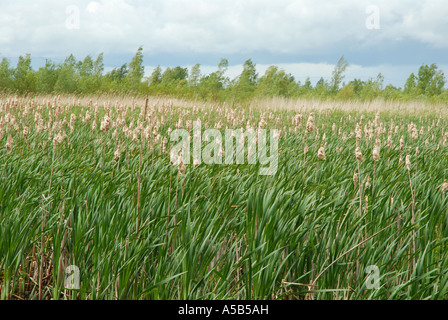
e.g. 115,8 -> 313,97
0,0 -> 447,87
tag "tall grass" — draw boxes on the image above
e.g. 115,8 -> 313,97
1,96 -> 448,299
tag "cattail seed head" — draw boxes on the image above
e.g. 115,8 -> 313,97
23,126 -> 29,138
306,113 -> 314,133
100,114 -> 112,132
405,155 -> 411,171
387,135 -> 392,148
365,175 -> 371,189
411,126 -> 418,140
442,179 -> 448,194
70,113 -> 76,132
355,123 -> 362,143
132,128 -> 139,142
372,145 -> 380,162
355,146 -> 363,162
114,143 -> 121,160
53,131 -> 65,146
6,134 -> 13,152
317,146 -> 326,160
178,157 -> 186,175
193,158 -> 200,168
161,137 -> 167,153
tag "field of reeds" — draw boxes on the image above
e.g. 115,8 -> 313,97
1,95 -> 448,300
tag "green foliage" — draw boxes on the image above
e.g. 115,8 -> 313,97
330,56 -> 349,94
315,77 -> 330,98
161,66 -> 188,84
149,66 -> 162,85
382,84 -> 401,101
35,61 -> 58,93
256,66 -> 298,98
14,54 -> 35,94
404,73 -> 417,96
0,58 -> 13,91
125,46 -> 145,92
416,64 -> 445,96
0,50 -> 446,103
232,59 -> 258,102
196,59 -> 229,101
337,83 -> 355,100
2,102 -> 448,299
188,63 -> 201,87
54,55 -> 78,93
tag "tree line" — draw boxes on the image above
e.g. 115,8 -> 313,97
1,47 -> 447,103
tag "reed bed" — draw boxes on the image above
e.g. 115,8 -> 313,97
1,95 -> 448,299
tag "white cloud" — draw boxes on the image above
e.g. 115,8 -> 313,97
397,0 -> 448,47
0,0 -> 447,58
86,1 -> 101,14
0,0 -> 447,88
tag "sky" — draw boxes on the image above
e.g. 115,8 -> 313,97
0,0 -> 447,87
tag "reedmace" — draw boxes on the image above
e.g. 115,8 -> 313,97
317,146 -> 326,161
6,134 -> 13,152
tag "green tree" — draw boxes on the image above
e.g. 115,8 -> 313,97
125,46 -> 145,91
315,77 -> 329,98
232,59 -> 257,101
359,75 -> 382,101
144,65 -> 162,94
330,56 -> 349,94
403,73 -> 417,97
161,66 -> 188,84
108,64 -> 128,82
197,59 -> 229,101
76,55 -> 94,93
77,55 -> 94,79
188,63 -> 201,87
348,78 -> 364,97
256,65 -> 296,97
375,73 -> 384,91
383,84 -> 400,100
90,53 -> 104,92
337,83 -> 355,100
416,64 -> 445,96
14,54 -> 35,93
0,58 -> 13,91
102,63 -> 127,92
54,54 -> 78,93
93,53 -> 104,75
35,60 -> 58,93
217,58 -> 229,84
74,53 -> 104,93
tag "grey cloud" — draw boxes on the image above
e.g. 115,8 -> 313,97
0,0 -> 446,81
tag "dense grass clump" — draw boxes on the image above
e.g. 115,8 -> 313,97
1,96 -> 448,299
